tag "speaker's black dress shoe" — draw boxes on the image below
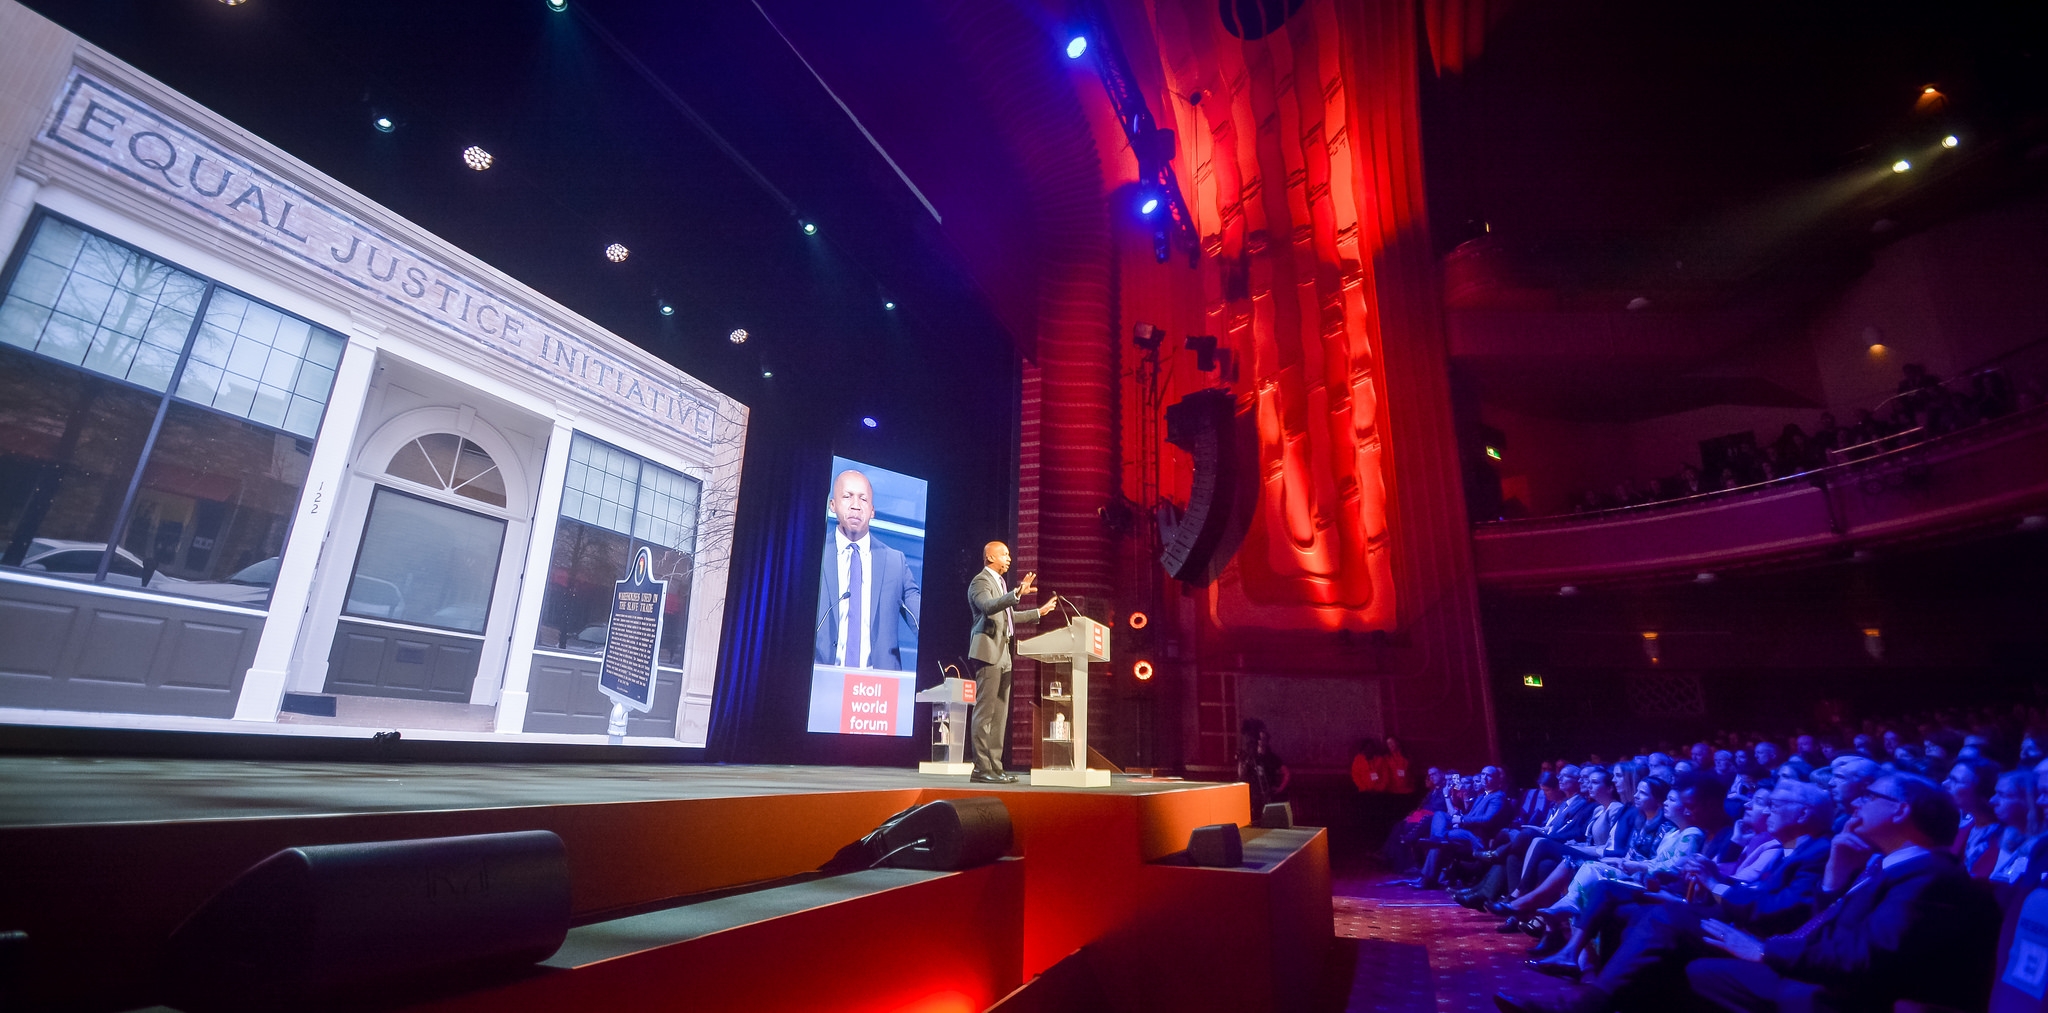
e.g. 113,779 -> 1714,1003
970,771 -> 1018,784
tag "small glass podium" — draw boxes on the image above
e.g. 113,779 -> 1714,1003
1017,616 -> 1112,787
915,676 -> 975,775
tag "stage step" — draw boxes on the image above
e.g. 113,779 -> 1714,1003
403,859 -> 1026,1013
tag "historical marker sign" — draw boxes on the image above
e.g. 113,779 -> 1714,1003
598,547 -> 665,713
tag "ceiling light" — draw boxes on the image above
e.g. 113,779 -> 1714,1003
861,416 -> 878,428
659,303 -> 673,316
1066,36 -> 1089,59
883,301 -> 896,310
800,221 -> 817,236
1923,86 -> 1938,95
605,243 -> 629,263
373,116 -> 395,133
1869,343 -> 1887,355
728,328 -> 749,345
462,145 -> 493,171
1942,135 -> 1959,149
547,0 -> 567,8
219,0 -> 248,5
1892,159 -> 1911,173
761,369 -> 773,379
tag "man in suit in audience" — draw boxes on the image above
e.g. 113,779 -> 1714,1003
1495,781 -> 1838,1013
1686,773 -> 1998,1013
1418,765 -> 1514,888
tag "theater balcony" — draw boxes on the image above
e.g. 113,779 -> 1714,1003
1470,403 -> 2048,589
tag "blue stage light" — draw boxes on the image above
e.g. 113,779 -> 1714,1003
659,303 -> 674,316
883,301 -> 896,311
1066,36 -> 1089,59
861,416 -> 878,429
1139,195 -> 1161,215
800,220 -> 818,235
547,0 -> 567,11
373,116 -> 395,133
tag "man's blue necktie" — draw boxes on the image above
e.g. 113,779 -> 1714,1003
845,544 -> 863,668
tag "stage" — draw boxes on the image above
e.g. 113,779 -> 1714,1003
0,759 -> 1331,1012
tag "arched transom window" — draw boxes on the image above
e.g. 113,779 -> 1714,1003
383,433 -> 507,507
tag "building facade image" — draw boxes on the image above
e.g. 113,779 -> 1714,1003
0,7 -> 747,746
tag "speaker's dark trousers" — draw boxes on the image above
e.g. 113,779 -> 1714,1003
968,657 -> 1011,775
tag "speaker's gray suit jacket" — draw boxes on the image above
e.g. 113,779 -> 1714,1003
967,567 -> 1045,668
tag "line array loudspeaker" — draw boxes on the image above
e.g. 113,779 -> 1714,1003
1160,388 -> 1242,582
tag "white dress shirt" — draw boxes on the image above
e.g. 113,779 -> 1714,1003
835,529 -> 873,668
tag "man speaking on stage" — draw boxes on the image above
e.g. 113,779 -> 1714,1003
816,469 -> 921,671
966,541 -> 1058,783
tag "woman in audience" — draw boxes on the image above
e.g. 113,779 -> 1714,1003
1990,768 -> 2046,911
1717,784 -> 1784,881
1947,755 -> 2006,878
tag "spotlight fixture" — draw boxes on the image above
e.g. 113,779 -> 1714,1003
546,0 -> 566,9
219,0 -> 248,5
659,303 -> 674,317
1133,660 -> 1154,680
1132,322 -> 1166,350
1127,611 -> 1148,630
462,145 -> 493,171
760,368 -> 774,379
883,301 -> 896,311
861,416 -> 878,429
373,116 -> 395,133
1892,159 -> 1911,173
1138,193 -> 1161,216
800,220 -> 817,236
605,243 -> 629,263
1942,135 -> 1959,149
1066,35 -> 1089,59
728,328 -> 749,345
1869,343 -> 1887,355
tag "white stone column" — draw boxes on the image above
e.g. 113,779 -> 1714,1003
0,168 -> 46,265
494,412 -> 575,733
232,322 -> 381,721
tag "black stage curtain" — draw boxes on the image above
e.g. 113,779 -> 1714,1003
704,420 -> 827,762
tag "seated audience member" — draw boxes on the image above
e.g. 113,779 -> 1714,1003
1945,755 -> 2004,878
1384,766 -> 1448,871
1684,773 -> 2001,1013
1793,734 -> 1825,769
1751,741 -> 1780,777
1827,756 -> 1879,833
1457,767 -> 1594,909
1522,771 -> 1561,828
1527,773 -> 1726,977
1691,742 -> 1715,768
2021,731 -> 2045,770
1417,766 -> 1515,888
1718,789 -> 1785,883
1989,768 -> 2047,912
1852,734 -> 1876,759
1493,781 -> 1836,1013
1712,751 -> 1738,780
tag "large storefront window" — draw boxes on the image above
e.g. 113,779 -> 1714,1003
0,214 -> 341,605
537,434 -> 700,664
344,487 -> 506,633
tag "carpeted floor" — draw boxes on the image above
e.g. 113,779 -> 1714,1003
1319,870 -> 1586,1013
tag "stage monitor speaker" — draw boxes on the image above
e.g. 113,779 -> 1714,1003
1188,822 -> 1244,867
879,797 -> 1013,871
827,797 -> 1014,872
165,830 -> 570,1010
1260,802 -> 1294,829
1160,389 -> 1242,583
